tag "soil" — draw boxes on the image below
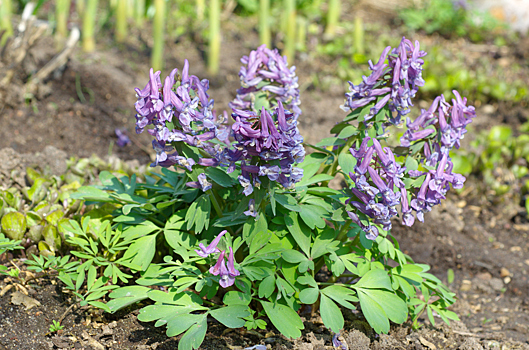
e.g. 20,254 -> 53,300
1,3 -> 529,350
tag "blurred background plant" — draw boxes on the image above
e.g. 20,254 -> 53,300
396,0 -> 506,42
451,123 -> 529,210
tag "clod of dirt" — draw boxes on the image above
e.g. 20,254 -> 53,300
460,337 -> 484,350
344,329 -> 370,350
371,334 -> 400,350
10,290 -> 41,310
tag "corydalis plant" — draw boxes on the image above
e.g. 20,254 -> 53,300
98,39 -> 466,350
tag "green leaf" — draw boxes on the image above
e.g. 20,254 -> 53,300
243,214 -> 268,247
357,290 -> 390,334
107,286 -> 151,312
1,212 -> 27,240
249,229 -> 272,255
258,275 -> 276,298
320,294 -> 344,333
70,186 -> 112,202
315,137 -> 346,147
320,285 -> 358,309
365,289 -> 407,324
178,315 -> 207,350
123,234 -> 158,271
296,174 -> 335,188
299,287 -> 319,304
405,156 -> 419,172
274,193 -> 301,212
210,305 -> 250,328
223,291 -> 252,306
260,301 -> 304,339
338,152 -> 357,175
299,205 -> 327,229
205,167 -> 236,187
337,125 -> 359,139
353,268 -> 392,290
285,212 -> 311,256
281,249 -> 307,263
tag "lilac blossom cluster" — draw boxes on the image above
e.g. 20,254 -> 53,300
229,102 -> 305,195
341,37 -> 426,125
195,230 -> 240,288
134,60 -> 229,169
229,45 -> 301,119
347,132 -> 467,239
347,137 -> 405,239
401,91 -> 476,159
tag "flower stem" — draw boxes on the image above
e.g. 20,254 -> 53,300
336,219 -> 352,242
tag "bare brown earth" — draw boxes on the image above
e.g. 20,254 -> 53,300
1,5 -> 529,350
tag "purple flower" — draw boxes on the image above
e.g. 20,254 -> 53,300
175,156 -> 195,172
209,248 -> 239,288
343,37 -> 426,126
244,199 -> 258,217
227,247 -> 240,278
209,250 -> 226,275
115,128 -> 131,147
195,230 -> 227,257
151,140 -> 173,167
238,175 -> 254,196
134,60 -> 229,169
229,102 -> 304,189
186,173 -> 212,192
231,45 -> 301,118
332,333 -> 347,350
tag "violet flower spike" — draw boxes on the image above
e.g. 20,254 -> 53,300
196,230 -> 227,258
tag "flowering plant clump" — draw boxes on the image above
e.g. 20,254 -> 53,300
69,39 -> 471,350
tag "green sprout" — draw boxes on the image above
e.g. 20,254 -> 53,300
324,0 -> 341,39
115,0 -> 128,42
151,0 -> 166,71
55,0 -> 72,46
208,0 -> 221,75
282,0 -> 296,61
259,0 -> 271,48
49,320 -> 64,333
0,0 -> 13,46
82,0 -> 99,52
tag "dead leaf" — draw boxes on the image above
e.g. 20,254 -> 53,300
10,291 -> 41,310
419,336 -> 437,350
82,330 -> 105,350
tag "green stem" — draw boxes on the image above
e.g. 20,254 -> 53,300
76,0 -> 85,17
115,0 -> 127,42
82,0 -> 99,52
282,0 -> 296,62
148,217 -> 165,228
208,190 -> 223,218
151,0 -> 165,71
0,0 -> 13,46
134,0 -> 145,27
196,0 -> 205,22
259,0 -> 270,48
296,16 -> 306,52
336,219 -> 352,242
55,0 -> 72,43
354,14 -> 364,55
324,0 -> 340,39
208,0 -> 220,75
